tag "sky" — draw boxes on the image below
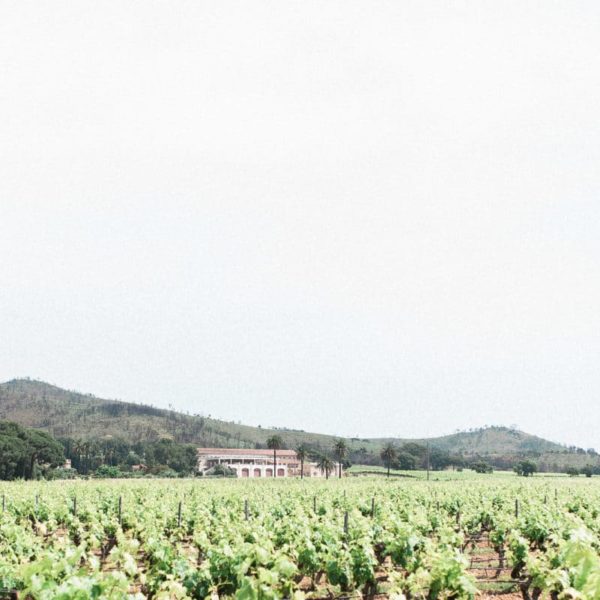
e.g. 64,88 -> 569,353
1,1 -> 600,449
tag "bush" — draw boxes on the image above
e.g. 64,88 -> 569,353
94,465 -> 124,478
207,464 -> 236,477
513,460 -> 537,477
471,461 -> 493,474
154,468 -> 180,478
48,467 -> 78,480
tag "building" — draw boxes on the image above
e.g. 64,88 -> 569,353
197,448 -> 331,478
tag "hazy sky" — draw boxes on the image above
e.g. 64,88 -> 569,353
1,1 -> 600,448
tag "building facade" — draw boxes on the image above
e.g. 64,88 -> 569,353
197,448 -> 330,478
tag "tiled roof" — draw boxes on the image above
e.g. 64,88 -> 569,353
197,447 -> 297,457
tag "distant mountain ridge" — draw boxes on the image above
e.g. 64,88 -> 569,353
0,379 -> 592,470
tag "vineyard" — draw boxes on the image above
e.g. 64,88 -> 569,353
1,477 -> 600,599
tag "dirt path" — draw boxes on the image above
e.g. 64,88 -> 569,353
464,532 -> 522,600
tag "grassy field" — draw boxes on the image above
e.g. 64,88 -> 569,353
347,465 -> 578,480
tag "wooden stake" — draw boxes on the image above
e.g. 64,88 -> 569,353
178,501 -> 182,527
371,497 -> 375,517
515,498 -> 519,518
118,496 -> 122,525
73,496 -> 77,516
343,511 -> 349,536
244,499 -> 249,521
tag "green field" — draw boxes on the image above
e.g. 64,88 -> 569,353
1,474 -> 600,599
347,466 -> 575,480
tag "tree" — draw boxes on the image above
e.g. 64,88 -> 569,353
267,435 -> 283,478
394,451 -> 416,470
95,465 -> 123,478
0,435 -> 27,480
0,421 -> 64,480
296,444 -> 308,479
317,455 -> 334,480
513,460 -> 537,477
380,443 -> 397,478
471,461 -> 493,474
580,465 -> 593,478
565,466 -> 580,477
24,429 -> 64,479
333,439 -> 348,479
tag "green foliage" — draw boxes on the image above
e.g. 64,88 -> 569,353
0,477 -> 600,598
513,460 -> 537,477
393,451 -> 416,470
380,443 -> 397,477
0,421 -> 65,480
94,465 -> 124,478
316,455 -> 335,479
208,464 -> 236,477
470,461 -> 493,474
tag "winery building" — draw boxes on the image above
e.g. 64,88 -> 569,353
197,448 -> 328,478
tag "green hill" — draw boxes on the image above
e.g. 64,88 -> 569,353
0,379 -> 594,471
379,427 -> 563,456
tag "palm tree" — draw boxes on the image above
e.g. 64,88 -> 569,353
296,444 -> 308,479
317,455 -> 334,479
380,443 -> 397,478
333,439 -> 348,479
267,435 -> 283,478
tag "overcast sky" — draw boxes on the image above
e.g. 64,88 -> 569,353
1,1 -> 599,448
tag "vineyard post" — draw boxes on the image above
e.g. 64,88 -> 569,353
313,496 -> 317,513
371,496 -> 375,517
343,511 -> 349,537
544,495 -> 547,505
515,498 -> 519,518
35,494 -> 38,511
73,496 -> 77,516
244,499 -> 249,521
2,494 -> 4,513
456,510 -> 461,526
555,489 -> 558,501
178,501 -> 182,527
118,496 -> 122,525
426,442 -> 430,481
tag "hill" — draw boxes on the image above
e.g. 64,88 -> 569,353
0,379 -> 595,471
384,427 -> 563,456
0,379 -> 362,450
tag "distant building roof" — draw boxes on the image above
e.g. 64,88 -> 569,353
197,447 -> 297,457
